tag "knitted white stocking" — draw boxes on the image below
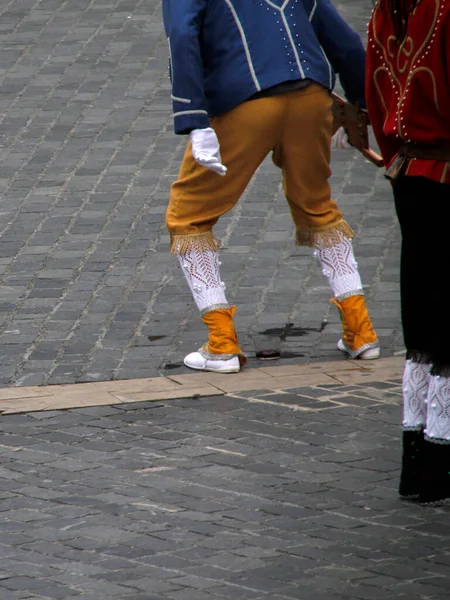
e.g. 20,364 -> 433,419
402,359 -> 430,430
425,375 -> 450,442
177,249 -> 229,315
315,233 -> 363,300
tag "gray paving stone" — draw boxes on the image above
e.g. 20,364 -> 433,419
0,3 -> 442,596
4,380 -> 444,598
0,0 -> 403,386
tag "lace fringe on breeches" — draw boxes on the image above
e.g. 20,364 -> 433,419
170,221 -> 354,254
170,231 -> 220,254
296,219 -> 354,248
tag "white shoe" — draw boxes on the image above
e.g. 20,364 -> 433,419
184,351 -> 240,373
337,338 -> 380,360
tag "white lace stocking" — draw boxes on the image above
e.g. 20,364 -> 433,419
177,249 -> 229,315
315,233 -> 363,300
402,359 -> 430,429
425,375 -> 450,442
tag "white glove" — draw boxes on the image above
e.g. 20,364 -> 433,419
190,127 -> 227,176
331,126 -> 351,149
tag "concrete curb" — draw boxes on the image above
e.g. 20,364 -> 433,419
0,357 -> 404,415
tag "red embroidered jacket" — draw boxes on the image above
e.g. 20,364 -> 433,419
366,0 -> 450,184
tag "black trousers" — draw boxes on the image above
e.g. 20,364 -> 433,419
393,176 -> 450,374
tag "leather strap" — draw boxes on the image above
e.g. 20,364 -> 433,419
400,144 -> 450,161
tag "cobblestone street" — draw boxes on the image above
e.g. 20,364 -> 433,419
0,0 -> 403,388
1,376 -> 450,600
2,2 -> 447,600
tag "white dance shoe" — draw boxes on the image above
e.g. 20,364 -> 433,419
184,351 -> 240,373
337,339 -> 380,360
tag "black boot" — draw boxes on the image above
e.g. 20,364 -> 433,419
399,429 -> 423,498
418,439 -> 450,504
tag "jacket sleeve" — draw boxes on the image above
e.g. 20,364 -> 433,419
162,0 -> 210,134
312,0 -> 367,108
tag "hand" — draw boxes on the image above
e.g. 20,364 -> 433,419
190,127 -> 227,176
331,126 -> 351,149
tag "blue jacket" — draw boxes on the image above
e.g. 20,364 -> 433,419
162,0 -> 366,135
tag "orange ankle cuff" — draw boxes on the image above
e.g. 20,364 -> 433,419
202,307 -> 245,360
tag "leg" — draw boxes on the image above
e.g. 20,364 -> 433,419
421,374 -> 450,504
315,232 -> 363,301
277,84 -> 378,359
392,177 -> 439,360
398,358 -> 429,498
393,176 -> 450,503
167,99 -> 284,372
317,234 -> 379,359
167,97 -> 287,248
178,249 -> 241,373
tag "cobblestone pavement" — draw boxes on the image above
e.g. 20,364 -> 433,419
2,4 -> 447,600
1,379 -> 450,600
0,0 -> 404,387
